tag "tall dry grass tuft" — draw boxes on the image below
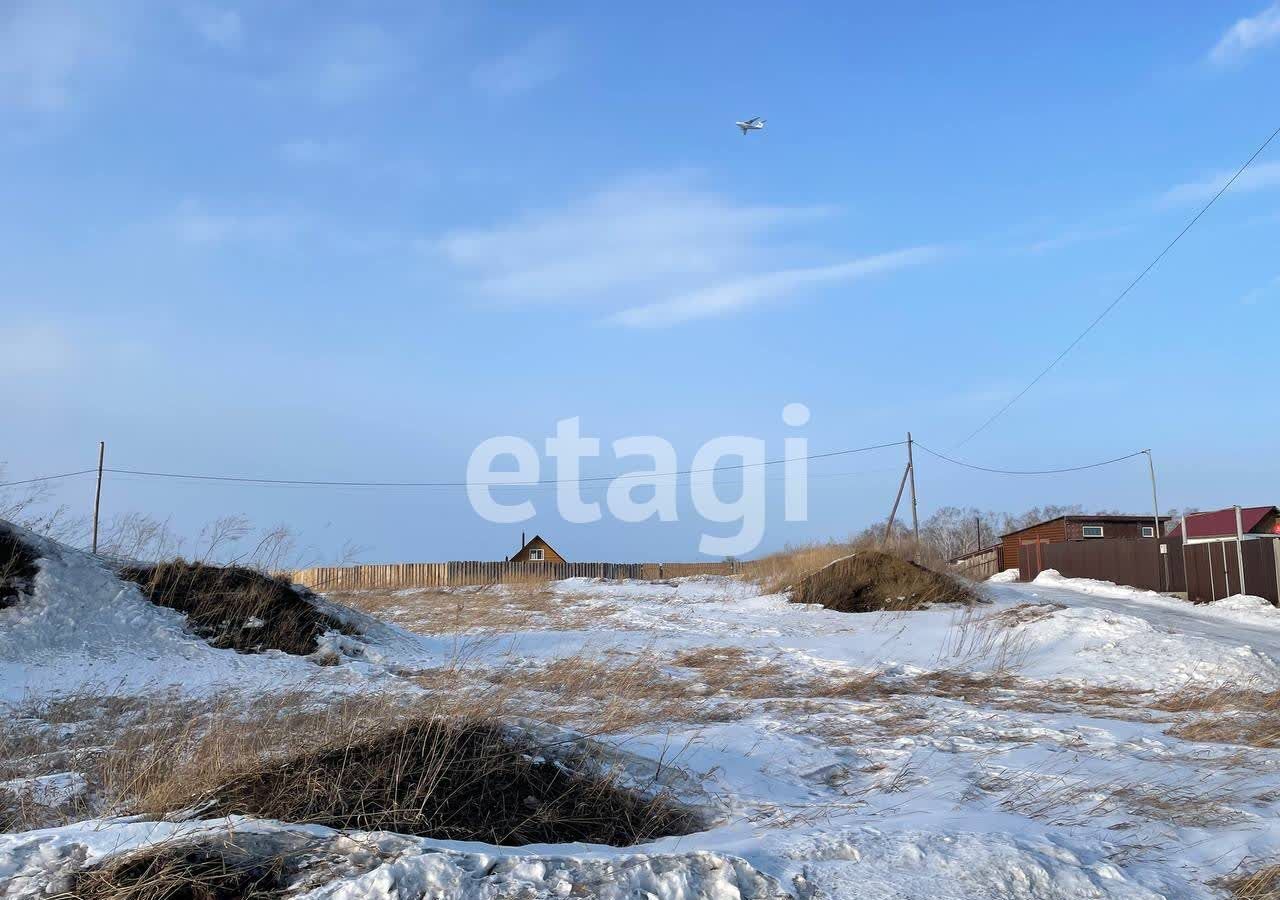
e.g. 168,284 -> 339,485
1222,863 -> 1280,900
93,688 -> 699,848
743,540 -> 859,595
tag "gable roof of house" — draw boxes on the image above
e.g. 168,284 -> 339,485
1166,506 -> 1278,540
1000,514 -> 1171,539
514,534 -> 561,558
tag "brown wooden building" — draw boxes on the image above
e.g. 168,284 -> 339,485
509,534 -> 566,564
1002,514 -> 1171,582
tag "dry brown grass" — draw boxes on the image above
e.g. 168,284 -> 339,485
59,839 -> 292,900
166,716 -> 698,846
988,768 -> 1246,830
119,561 -> 354,656
2,684 -> 700,847
1153,685 -> 1280,748
744,540 -> 860,595
333,582 -> 625,635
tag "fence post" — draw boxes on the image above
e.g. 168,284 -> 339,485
1236,506 -> 1247,596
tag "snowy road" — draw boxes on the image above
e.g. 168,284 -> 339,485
998,571 -> 1280,667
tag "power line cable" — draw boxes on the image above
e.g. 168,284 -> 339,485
958,123 -> 1280,447
915,441 -> 1146,475
96,439 -> 907,489
0,469 -> 98,488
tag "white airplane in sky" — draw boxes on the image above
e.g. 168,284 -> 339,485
736,116 -> 765,135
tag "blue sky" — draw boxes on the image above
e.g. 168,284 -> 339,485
2,1 -> 1279,563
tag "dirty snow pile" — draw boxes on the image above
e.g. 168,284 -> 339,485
6,528 -> 1280,898
0,526 -> 447,705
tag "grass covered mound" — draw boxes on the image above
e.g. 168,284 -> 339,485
789,549 -> 978,613
118,561 -> 354,656
0,524 -> 39,610
172,719 -> 700,847
68,841 -> 290,900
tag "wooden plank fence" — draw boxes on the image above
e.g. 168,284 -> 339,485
291,560 -> 741,591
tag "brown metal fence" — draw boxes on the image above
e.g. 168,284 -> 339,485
291,559 -> 741,591
1181,539 -> 1280,604
1019,538 -> 1166,591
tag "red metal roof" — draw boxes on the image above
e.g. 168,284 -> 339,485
1167,506 -> 1278,539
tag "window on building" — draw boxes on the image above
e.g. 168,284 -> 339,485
1082,525 -> 1105,538
529,548 -> 544,561
1142,526 -> 1155,538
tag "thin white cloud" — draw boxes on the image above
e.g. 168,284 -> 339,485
1025,224 -> 1132,254
268,23 -> 406,103
187,4 -> 242,49
473,30 -> 570,98
278,138 -> 355,166
0,1 -> 118,112
1209,3 -> 1280,65
609,248 -> 943,328
1241,274 -> 1280,304
0,324 -> 76,376
435,173 -> 938,326
1158,159 -> 1280,207
437,174 -> 831,303
168,201 -> 306,246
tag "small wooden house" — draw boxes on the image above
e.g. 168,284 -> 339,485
510,534 -> 566,564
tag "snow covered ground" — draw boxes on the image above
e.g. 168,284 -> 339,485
4,540 -> 1280,898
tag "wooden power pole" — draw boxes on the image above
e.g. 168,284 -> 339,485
91,441 -> 105,555
906,432 -> 919,554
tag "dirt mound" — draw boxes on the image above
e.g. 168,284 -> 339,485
172,719 -> 699,847
0,524 -> 40,610
118,561 -> 355,656
789,550 -> 977,613
68,840 -> 290,900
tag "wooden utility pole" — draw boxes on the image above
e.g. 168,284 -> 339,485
1144,449 -> 1165,590
975,515 -> 982,552
882,462 -> 911,547
91,442 -> 105,555
906,432 -> 919,554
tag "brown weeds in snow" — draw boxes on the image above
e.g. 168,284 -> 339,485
60,839 -> 292,900
1153,685 -> 1280,748
333,583 -> 625,635
1222,863 -> 1280,899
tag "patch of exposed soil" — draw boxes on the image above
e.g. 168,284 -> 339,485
0,524 -> 39,610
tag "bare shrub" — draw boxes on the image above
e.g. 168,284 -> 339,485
118,561 -> 354,656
